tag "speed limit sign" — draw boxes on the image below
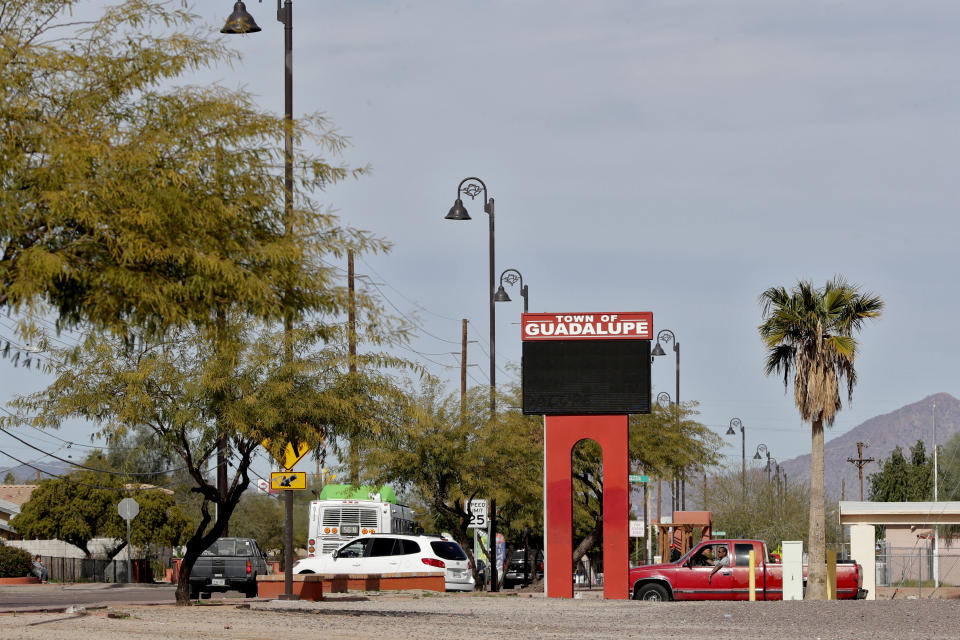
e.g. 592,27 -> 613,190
467,499 -> 488,529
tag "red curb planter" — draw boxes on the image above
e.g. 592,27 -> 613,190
0,576 -> 41,585
256,571 -> 446,601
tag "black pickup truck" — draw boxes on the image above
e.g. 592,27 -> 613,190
189,537 -> 270,599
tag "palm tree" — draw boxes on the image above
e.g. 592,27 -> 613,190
758,278 -> 882,600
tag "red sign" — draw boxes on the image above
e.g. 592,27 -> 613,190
521,312 -> 653,341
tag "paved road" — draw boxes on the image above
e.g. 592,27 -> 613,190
0,583 -> 182,611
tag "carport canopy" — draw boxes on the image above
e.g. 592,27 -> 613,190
838,501 -> 960,600
839,501 -> 960,526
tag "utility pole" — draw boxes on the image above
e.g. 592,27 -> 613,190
933,400 -> 940,588
846,442 -> 875,501
348,250 -> 359,484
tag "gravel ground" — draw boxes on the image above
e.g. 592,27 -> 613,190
3,591 -> 960,640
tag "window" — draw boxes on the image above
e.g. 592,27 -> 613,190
734,543 -> 755,567
430,541 -> 467,561
202,540 -> 235,556
398,539 -> 421,555
337,539 -> 368,559
369,537 -> 398,557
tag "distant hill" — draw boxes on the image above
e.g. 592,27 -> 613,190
779,393 -> 960,500
0,460 -> 73,484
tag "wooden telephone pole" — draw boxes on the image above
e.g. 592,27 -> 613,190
846,442 -> 875,501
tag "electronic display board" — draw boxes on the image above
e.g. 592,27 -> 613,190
522,339 -> 651,415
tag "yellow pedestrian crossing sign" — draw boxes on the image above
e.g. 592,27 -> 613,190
262,440 -> 311,470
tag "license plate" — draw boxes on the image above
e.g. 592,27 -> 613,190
341,525 -> 359,535
211,578 -> 225,586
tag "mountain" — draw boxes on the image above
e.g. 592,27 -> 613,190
0,460 -> 74,484
778,393 -> 960,500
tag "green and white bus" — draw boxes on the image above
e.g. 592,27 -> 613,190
306,484 -> 416,557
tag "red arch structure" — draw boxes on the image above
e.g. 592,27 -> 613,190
545,414 -> 629,599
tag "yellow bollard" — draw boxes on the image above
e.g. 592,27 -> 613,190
826,550 -> 837,600
748,549 -> 756,601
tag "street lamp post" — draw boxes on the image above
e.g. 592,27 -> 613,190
753,444 -> 771,482
494,268 -> 528,313
654,391 -> 671,515
221,0 -> 297,601
651,330 -> 681,507
445,177 -> 499,592
726,418 -> 745,495
445,178 -> 497,418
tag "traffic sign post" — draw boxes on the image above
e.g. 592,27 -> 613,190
629,474 -> 649,483
117,498 -> 139,584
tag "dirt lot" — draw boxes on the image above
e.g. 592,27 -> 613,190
3,591 -> 960,640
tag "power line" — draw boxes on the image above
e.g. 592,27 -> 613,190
0,447 -> 172,493
357,255 -> 463,323
0,426 -> 191,476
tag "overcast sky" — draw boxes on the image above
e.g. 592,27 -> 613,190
3,0 -> 959,484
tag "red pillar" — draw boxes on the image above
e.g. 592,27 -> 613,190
545,414 -> 629,599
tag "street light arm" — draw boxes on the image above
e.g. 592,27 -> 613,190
498,268 -> 524,289
457,176 -> 489,207
496,268 -> 528,313
655,329 -> 676,349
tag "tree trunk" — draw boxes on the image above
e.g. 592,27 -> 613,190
175,497 -> 238,605
806,418 -> 827,600
572,522 -> 602,566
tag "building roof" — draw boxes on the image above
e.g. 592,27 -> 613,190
0,485 -> 37,506
839,501 -> 960,525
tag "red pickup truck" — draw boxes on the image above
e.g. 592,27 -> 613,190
629,539 -> 866,601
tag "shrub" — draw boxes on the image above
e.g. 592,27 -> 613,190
0,545 -> 34,578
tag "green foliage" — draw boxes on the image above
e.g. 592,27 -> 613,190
0,0 -> 374,340
702,466 -> 844,550
362,377 -> 542,582
0,544 -> 33,578
10,465 -> 190,557
868,441 -> 933,502
940,432 -> 960,501
758,278 -> 883,426
229,493 -> 285,557
0,0 -> 413,605
3,471 -> 15,484
630,401 -> 723,479
12,475 -> 123,557
570,401 -> 722,562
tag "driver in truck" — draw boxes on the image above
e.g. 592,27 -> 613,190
707,546 -> 730,583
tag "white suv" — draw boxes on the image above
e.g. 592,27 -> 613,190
292,533 -> 475,592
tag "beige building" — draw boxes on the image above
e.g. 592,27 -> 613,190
0,485 -> 37,540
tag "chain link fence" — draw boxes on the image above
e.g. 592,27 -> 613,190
37,555 -> 154,583
876,543 -> 960,597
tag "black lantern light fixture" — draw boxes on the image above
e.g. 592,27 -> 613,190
221,1 -> 262,33
494,268 -> 529,312
726,417 -> 745,495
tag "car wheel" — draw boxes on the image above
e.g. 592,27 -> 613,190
189,585 -> 199,600
244,583 -> 258,598
634,583 -> 669,602
200,591 -> 212,600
